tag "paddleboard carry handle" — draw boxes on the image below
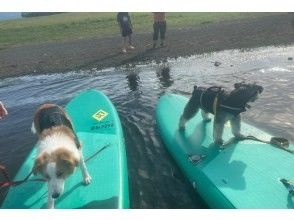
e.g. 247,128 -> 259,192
187,154 -> 207,165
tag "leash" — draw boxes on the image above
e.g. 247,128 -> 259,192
0,143 -> 111,190
85,143 -> 110,162
243,135 -> 292,153
0,167 -> 42,188
222,135 -> 292,154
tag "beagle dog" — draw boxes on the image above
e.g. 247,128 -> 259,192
31,104 -> 91,208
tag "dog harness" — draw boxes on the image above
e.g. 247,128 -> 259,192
197,86 -> 252,116
39,106 -> 73,132
197,86 -> 224,114
38,106 -> 81,148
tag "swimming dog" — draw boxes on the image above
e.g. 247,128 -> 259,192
179,82 -> 263,145
31,104 -> 91,208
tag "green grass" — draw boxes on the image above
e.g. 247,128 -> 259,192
0,12 -> 276,49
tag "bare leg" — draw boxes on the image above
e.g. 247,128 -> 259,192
79,150 -> 92,184
128,35 -> 134,48
122,37 -> 127,52
153,40 -> 157,48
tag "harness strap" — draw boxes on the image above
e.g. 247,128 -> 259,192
219,104 -> 244,112
212,96 -> 218,115
199,89 -> 206,110
199,86 -> 223,113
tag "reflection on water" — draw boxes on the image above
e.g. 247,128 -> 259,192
156,62 -> 174,88
0,45 -> 293,208
126,70 -> 141,92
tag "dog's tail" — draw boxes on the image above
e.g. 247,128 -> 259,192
31,122 -> 36,134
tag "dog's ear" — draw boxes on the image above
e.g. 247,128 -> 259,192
257,85 -> 264,94
33,153 -> 49,175
55,149 -> 79,175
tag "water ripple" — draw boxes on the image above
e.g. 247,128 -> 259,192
0,45 -> 293,208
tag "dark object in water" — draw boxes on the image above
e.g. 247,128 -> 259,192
214,61 -> 221,67
288,57 -> 293,61
161,66 -> 170,75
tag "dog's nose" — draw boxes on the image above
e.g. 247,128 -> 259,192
52,192 -> 60,199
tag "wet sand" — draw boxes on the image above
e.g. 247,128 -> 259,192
0,13 -> 293,79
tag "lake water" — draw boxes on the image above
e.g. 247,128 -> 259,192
0,45 -> 293,208
0,13 -> 22,21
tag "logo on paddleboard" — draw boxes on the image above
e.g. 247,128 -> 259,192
92,109 -> 108,121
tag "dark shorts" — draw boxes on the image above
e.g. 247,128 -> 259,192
121,27 -> 133,37
153,21 -> 166,40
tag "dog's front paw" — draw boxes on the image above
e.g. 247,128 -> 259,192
83,174 -> 92,185
203,118 -> 211,122
179,116 -> 186,131
179,125 -> 185,131
234,133 -> 246,140
214,139 -> 224,146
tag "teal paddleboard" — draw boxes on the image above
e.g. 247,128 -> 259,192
156,93 -> 294,208
2,90 -> 129,208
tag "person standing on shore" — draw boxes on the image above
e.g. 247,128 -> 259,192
117,12 -> 135,53
0,101 -> 8,119
153,12 -> 166,48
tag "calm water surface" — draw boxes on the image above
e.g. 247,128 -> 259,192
0,46 -> 293,208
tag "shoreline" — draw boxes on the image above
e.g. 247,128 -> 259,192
0,13 -> 293,79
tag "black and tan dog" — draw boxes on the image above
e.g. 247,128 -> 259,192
179,82 -> 263,145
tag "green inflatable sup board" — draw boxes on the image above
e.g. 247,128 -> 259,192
156,93 -> 294,208
2,90 -> 129,208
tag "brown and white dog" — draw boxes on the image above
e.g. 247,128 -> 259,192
31,104 -> 91,209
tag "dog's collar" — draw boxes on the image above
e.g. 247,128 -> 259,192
245,103 -> 251,109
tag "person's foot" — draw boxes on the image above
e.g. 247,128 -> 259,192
122,48 -> 127,53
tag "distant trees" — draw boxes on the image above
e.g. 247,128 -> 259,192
21,12 -> 64,18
